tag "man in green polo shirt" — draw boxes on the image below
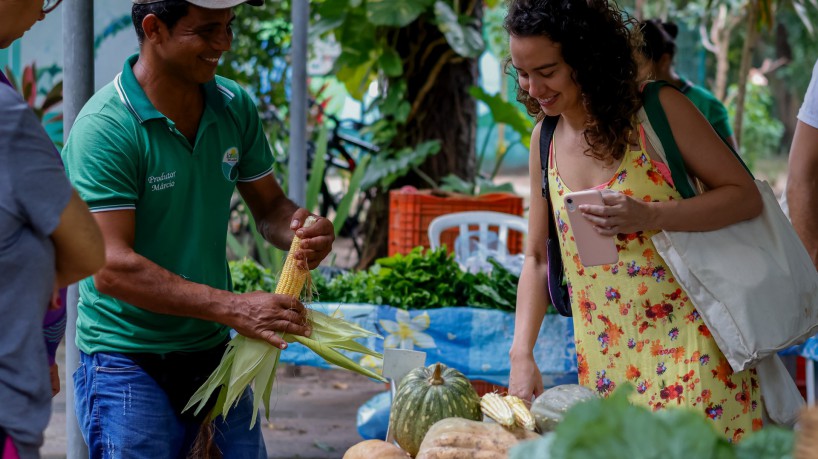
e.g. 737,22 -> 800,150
61,0 -> 335,456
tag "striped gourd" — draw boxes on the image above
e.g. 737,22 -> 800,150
390,363 -> 482,457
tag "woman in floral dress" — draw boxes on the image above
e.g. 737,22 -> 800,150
505,0 -> 765,440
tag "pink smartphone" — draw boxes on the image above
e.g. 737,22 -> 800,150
563,190 -> 618,267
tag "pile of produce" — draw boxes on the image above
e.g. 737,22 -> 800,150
312,247 -> 524,311
344,365 -> 799,459
345,362 -> 543,459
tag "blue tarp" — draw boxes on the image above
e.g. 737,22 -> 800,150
279,303 -> 578,387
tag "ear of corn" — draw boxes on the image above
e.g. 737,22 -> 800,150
185,216 -> 386,427
480,392 -> 516,427
504,395 -> 537,431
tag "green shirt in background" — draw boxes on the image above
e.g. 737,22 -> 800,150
62,54 -> 274,354
679,77 -> 734,141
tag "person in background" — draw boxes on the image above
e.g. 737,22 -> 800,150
0,1 -> 105,458
786,59 -> 818,267
505,0 -> 764,441
638,19 -> 740,151
61,0 -> 335,457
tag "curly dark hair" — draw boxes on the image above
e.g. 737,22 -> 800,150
504,0 -> 643,161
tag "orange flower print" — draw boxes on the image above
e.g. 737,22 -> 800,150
598,315 -> 624,347
622,188 -> 634,197
647,169 -> 665,186
577,351 -> 590,385
577,290 -> 597,325
637,282 -> 648,296
712,359 -> 738,390
752,418 -> 763,431
698,323 -> 712,338
650,340 -> 663,357
643,300 -> 674,322
626,365 -> 641,380
732,429 -> 745,443
736,381 -> 753,414
643,248 -> 655,262
660,382 -> 685,405
672,346 -> 687,364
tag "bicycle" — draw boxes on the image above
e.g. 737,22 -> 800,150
226,102 -> 379,267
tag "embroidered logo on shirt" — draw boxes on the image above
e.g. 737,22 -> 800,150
222,147 -> 239,181
148,170 -> 177,192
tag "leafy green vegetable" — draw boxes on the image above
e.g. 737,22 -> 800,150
230,259 -> 275,293
314,247 -> 521,311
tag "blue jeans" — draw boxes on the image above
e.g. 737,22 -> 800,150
73,351 -> 267,459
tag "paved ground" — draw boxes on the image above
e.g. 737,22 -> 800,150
43,347 -> 386,459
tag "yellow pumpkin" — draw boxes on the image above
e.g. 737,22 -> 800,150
416,417 -> 540,459
342,439 -> 409,459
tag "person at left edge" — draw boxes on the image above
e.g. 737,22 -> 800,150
61,0 -> 335,457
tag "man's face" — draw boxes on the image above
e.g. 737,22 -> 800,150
0,0 -> 45,49
155,5 -> 235,84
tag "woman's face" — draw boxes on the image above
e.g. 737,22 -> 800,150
509,34 -> 582,118
0,0 -> 45,49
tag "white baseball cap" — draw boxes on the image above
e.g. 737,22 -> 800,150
132,0 -> 264,7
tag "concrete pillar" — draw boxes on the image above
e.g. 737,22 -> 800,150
62,0 -> 95,457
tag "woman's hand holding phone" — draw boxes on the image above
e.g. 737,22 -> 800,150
564,190 -> 618,267
577,189 -> 656,236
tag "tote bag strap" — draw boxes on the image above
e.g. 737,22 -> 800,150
641,81 -> 753,200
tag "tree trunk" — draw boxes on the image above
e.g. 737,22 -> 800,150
733,1 -> 760,147
357,8 -> 481,268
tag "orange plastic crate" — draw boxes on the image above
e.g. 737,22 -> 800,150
388,189 -> 525,257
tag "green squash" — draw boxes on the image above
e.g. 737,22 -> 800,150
390,362 -> 482,456
530,384 -> 597,432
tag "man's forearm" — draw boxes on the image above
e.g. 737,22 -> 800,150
786,120 -> 818,268
788,184 -> 818,267
256,193 -> 300,249
94,249 -> 234,324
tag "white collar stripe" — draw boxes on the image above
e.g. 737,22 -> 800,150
114,73 -> 143,123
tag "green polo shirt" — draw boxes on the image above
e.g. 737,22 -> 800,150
62,54 -> 273,354
679,77 -> 734,141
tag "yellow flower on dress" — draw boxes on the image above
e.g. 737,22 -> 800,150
380,309 -> 436,349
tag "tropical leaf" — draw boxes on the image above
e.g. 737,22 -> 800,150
433,1 -> 485,58
469,86 -> 532,148
360,141 -> 441,190
366,0 -> 433,27
333,154 -> 371,237
378,47 -> 404,77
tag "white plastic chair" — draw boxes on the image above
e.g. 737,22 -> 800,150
427,211 -> 528,271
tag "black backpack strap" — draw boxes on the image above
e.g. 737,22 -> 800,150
539,116 -> 559,200
538,116 -> 572,317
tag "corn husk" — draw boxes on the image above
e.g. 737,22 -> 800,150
185,218 -> 386,427
184,310 -> 385,427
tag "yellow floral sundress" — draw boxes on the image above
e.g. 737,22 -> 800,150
548,126 -> 764,441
